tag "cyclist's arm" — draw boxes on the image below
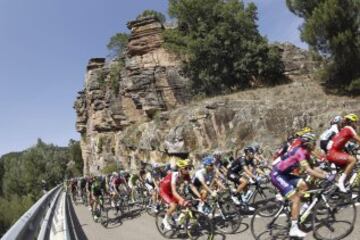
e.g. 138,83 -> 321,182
197,175 -> 214,195
243,165 -> 256,179
302,161 -> 327,179
353,134 -> 360,144
188,183 -> 202,200
171,181 -> 186,204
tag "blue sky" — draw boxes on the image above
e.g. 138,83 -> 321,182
0,0 -> 305,156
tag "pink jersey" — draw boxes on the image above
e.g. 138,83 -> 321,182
275,147 -> 310,174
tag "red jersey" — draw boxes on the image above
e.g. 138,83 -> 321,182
289,138 -> 302,151
330,126 -> 356,151
111,176 -> 125,186
160,172 -> 191,191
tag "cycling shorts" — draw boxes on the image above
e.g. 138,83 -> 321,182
160,188 -> 178,204
327,149 -> 349,167
227,172 -> 240,184
145,183 -> 154,192
270,170 -> 301,199
92,189 -> 102,197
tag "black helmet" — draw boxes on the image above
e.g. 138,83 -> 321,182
244,146 -> 255,154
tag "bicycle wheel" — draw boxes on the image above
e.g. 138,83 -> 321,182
100,206 -> 109,228
146,197 -> 158,217
312,193 -> 356,240
252,187 -> 277,216
215,199 -> 242,234
185,210 -> 214,240
155,210 -> 177,239
251,201 -> 289,240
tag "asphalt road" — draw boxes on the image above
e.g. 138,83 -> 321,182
72,200 -> 360,240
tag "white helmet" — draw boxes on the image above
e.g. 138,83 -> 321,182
112,171 -> 119,177
330,116 -> 342,125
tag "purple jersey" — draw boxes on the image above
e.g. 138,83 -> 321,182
275,147 -> 310,174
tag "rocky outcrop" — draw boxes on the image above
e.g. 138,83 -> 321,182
74,17 -> 359,175
275,42 -> 322,76
74,17 -> 191,174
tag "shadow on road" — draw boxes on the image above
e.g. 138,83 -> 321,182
235,222 -> 249,234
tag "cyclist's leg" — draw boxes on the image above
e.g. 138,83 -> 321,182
328,150 -> 355,191
236,176 -> 248,193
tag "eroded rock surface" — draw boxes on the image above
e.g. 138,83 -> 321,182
74,17 -> 360,175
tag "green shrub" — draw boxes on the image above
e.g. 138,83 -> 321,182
165,0 -> 284,95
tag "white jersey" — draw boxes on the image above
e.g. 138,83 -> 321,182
192,168 -> 215,187
320,124 -> 339,141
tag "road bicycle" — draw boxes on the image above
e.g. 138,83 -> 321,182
155,199 -> 214,240
251,181 -> 356,240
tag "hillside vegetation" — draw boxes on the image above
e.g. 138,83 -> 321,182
0,139 -> 83,236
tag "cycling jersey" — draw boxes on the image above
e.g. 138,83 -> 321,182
319,124 -> 339,152
129,174 -> 139,188
271,147 -> 311,198
272,137 -> 301,161
275,147 -> 310,175
110,176 -> 125,189
159,172 -> 191,204
91,180 -> 102,196
192,168 -> 215,189
329,126 -> 356,150
227,156 -> 254,175
327,126 -> 357,166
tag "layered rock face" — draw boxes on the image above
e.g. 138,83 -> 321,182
74,17 -> 360,175
74,17 -> 191,174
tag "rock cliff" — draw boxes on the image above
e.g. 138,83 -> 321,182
74,17 -> 360,175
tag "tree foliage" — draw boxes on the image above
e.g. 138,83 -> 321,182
165,0 -> 284,95
286,0 -> 360,92
107,32 -> 130,58
0,139 -> 84,236
137,9 -> 166,24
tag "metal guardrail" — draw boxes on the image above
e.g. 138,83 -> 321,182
37,187 -> 62,239
2,184 -> 88,240
1,185 -> 62,240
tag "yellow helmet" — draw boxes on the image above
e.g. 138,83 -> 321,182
295,127 -> 312,137
176,159 -> 190,169
344,113 -> 359,122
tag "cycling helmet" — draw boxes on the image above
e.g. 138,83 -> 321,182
244,146 -> 255,154
251,143 -> 262,153
213,150 -> 222,157
152,163 -> 160,169
344,113 -> 359,122
295,127 -> 312,137
202,156 -> 215,166
112,171 -> 119,177
330,115 -> 342,125
176,159 -> 190,169
301,132 -> 317,143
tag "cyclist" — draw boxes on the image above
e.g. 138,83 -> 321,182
270,133 -> 334,238
227,146 -> 259,209
159,159 -> 202,230
70,178 -> 77,201
109,172 -> 129,207
90,176 -> 104,220
78,177 -> 87,203
272,127 -> 313,165
128,168 -> 147,202
192,156 -> 226,214
319,115 -> 342,153
327,113 -> 360,192
213,151 -> 228,175
144,163 -> 162,212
